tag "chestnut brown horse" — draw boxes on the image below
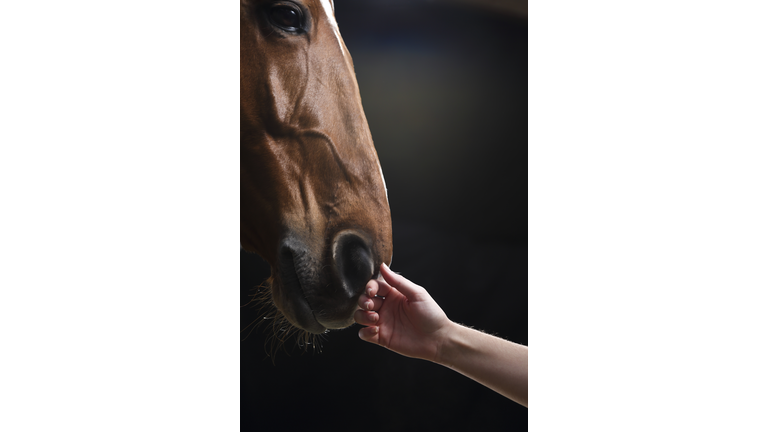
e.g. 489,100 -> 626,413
241,0 -> 393,337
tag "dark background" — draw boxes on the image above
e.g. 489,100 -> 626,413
242,1 -> 527,430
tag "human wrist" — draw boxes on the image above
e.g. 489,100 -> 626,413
433,320 -> 468,367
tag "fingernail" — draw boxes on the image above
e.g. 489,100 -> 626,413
366,300 -> 372,310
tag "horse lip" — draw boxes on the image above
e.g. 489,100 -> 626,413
277,246 -> 326,334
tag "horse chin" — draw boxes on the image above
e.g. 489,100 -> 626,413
275,278 -> 356,334
274,254 -> 327,335
315,315 -> 355,331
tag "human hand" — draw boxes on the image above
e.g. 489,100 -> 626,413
355,263 -> 453,362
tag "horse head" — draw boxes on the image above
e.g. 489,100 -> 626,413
241,0 -> 393,335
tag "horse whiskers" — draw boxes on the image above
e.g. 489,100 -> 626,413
240,280 -> 273,342
242,277 -> 321,360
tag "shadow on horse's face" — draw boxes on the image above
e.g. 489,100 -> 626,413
241,0 -> 393,335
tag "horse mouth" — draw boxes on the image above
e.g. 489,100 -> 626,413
276,247 -> 327,334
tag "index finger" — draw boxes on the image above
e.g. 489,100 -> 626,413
379,263 -> 426,301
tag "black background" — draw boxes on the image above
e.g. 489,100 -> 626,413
242,1 -> 527,430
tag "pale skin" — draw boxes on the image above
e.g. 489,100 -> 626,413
355,263 -> 528,407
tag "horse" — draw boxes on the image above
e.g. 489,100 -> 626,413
240,0 -> 393,339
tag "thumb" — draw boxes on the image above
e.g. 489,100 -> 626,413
379,263 -> 425,301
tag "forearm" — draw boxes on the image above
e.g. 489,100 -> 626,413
434,322 -> 528,407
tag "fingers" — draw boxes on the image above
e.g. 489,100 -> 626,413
354,310 -> 381,345
363,276 -> 396,298
379,263 -> 424,300
354,309 -> 379,326
358,279 -> 385,310
358,325 -> 380,344
358,293 -> 384,311
358,264 -> 424,309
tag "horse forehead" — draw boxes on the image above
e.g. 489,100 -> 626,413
317,0 -> 335,22
314,0 -> 344,54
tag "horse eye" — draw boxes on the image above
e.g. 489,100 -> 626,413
269,5 -> 303,32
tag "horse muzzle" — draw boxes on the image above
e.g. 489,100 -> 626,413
274,230 -> 377,334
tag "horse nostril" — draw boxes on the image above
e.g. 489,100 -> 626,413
333,231 -> 374,297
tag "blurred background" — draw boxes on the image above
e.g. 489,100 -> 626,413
242,0 -> 527,429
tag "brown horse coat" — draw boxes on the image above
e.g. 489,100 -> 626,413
241,0 -> 393,334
